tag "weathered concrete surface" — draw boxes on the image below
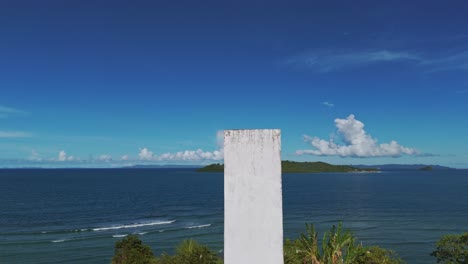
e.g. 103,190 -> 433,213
224,129 -> 283,264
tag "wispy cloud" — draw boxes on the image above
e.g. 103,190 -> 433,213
286,49 -> 468,73
286,49 -> 420,72
0,105 -> 28,118
98,154 -> 112,161
296,115 -> 418,158
322,101 -> 334,107
421,51 -> 468,72
29,149 -> 41,161
0,131 -> 32,138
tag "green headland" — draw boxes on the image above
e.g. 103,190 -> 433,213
197,161 -> 378,173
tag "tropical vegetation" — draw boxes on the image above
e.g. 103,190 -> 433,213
112,236 -> 221,264
283,223 -> 402,264
112,224 -> 467,264
431,232 -> 468,263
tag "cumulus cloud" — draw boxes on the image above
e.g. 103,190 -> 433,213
296,115 -> 418,157
157,149 -> 223,161
58,150 -> 74,161
137,147 -> 223,162
98,154 -> 112,161
121,155 -> 129,161
157,131 -> 225,162
138,148 -> 154,160
135,131 -> 225,162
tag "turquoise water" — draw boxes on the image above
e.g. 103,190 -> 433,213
0,168 -> 467,263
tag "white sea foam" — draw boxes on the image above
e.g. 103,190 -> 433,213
52,239 -> 65,243
72,229 -> 88,232
187,224 -> 211,229
92,220 -> 175,231
136,232 -> 147,235
112,234 -> 128,238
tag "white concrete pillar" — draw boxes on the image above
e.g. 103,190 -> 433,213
224,129 -> 283,264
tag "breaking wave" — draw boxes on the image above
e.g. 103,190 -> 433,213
92,220 -> 175,231
186,224 -> 211,229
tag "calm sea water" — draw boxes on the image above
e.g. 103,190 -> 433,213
0,168 -> 467,264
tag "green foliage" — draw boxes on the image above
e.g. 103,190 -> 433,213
282,161 -> 360,173
431,232 -> 468,263
420,166 -> 433,171
197,163 -> 224,172
283,223 -> 403,264
112,236 -> 222,264
284,238 -> 304,264
158,239 -> 221,264
322,223 -> 355,263
112,235 -> 157,264
352,246 -> 403,264
197,161 -> 378,173
299,223 -> 321,263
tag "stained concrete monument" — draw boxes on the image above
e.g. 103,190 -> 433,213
224,129 -> 283,264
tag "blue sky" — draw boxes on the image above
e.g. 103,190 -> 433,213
1,1 -> 468,168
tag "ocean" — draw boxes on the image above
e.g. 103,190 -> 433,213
0,168 -> 467,263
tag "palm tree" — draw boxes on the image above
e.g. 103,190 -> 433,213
321,223 -> 354,264
298,223 -> 321,263
290,223 -> 356,264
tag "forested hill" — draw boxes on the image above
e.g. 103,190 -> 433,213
197,161 -> 378,173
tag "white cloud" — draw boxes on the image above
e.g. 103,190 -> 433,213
421,50 -> 468,72
138,148 -> 154,160
98,154 -> 112,161
136,131 -> 225,162
287,49 -> 468,73
322,101 -> 334,107
58,150 -> 74,161
0,105 -> 28,118
121,155 -> 129,161
0,131 -> 31,138
287,50 -> 420,72
29,149 -> 41,161
216,130 -> 224,149
296,115 -> 418,157
156,149 -> 223,161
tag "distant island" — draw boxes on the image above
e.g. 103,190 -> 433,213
354,164 -> 452,170
420,165 -> 433,171
197,161 -> 378,173
123,164 -> 201,169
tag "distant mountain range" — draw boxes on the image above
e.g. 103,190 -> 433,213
1,163 -> 455,170
353,164 -> 453,170
122,164 -> 201,169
